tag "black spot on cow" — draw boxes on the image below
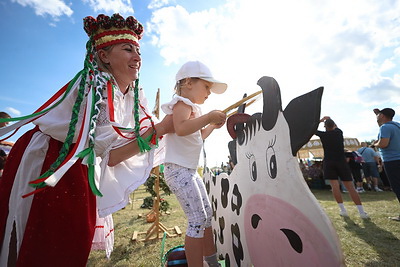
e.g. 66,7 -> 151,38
212,171 -> 216,185
205,179 -> 210,194
231,223 -> 243,266
225,253 -> 231,267
212,195 -> 217,220
221,178 -> 230,209
231,184 -> 242,216
218,216 -> 225,244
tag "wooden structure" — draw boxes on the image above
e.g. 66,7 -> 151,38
132,89 -> 181,242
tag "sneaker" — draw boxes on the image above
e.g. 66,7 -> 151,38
374,187 -> 383,192
342,189 -> 348,193
357,188 -> 365,193
389,216 -> 400,221
340,211 -> 349,217
359,212 -> 369,219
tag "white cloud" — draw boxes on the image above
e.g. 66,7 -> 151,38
148,0 -> 172,10
83,0 -> 134,14
12,0 -> 73,17
5,107 -> 22,116
147,0 -> 400,166
380,59 -> 396,73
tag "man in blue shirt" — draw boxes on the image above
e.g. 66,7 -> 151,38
357,142 -> 383,192
373,108 -> 400,221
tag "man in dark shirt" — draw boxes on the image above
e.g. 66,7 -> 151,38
316,116 -> 368,219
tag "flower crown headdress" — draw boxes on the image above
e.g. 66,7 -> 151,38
84,13 -> 144,50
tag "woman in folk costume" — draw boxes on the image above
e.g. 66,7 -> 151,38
0,13 -> 173,266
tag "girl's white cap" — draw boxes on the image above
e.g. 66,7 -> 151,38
175,61 -> 227,94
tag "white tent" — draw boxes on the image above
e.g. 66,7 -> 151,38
297,136 -> 361,159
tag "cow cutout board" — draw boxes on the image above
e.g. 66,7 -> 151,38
204,76 -> 345,267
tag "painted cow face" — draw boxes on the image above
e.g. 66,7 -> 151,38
205,76 -> 344,267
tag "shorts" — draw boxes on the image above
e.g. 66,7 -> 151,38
362,162 -> 380,178
323,159 -> 353,181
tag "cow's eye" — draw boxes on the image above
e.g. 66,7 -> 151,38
246,152 -> 257,181
266,135 -> 277,179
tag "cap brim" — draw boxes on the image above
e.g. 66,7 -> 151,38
373,108 -> 380,115
201,77 -> 227,94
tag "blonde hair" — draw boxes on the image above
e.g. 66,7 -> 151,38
94,45 -> 115,73
174,77 -> 200,96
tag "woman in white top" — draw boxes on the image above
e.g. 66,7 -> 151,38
161,61 -> 227,267
0,13 -> 173,266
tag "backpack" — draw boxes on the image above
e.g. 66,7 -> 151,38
352,151 -> 365,164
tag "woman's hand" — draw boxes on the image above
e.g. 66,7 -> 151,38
155,114 -> 175,136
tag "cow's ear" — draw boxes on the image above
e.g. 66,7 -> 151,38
258,76 -> 282,131
283,87 -> 324,156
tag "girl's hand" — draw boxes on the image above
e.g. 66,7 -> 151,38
208,110 -> 226,125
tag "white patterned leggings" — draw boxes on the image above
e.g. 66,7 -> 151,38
164,163 -> 212,238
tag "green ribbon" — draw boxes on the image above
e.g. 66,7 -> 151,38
76,147 -> 103,197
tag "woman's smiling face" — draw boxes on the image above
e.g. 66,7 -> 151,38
99,43 -> 141,91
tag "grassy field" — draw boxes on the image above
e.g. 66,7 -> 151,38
87,187 -> 400,267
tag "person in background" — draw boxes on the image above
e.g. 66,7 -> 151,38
344,150 -> 364,193
316,116 -> 368,219
376,152 -> 391,190
0,13 -> 174,266
162,61 -> 227,267
358,142 -> 383,192
372,108 -> 400,221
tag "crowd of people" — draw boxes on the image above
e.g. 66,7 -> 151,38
299,110 -> 400,222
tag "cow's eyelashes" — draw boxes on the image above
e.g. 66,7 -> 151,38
266,135 -> 277,179
246,152 -> 257,181
268,134 -> 277,147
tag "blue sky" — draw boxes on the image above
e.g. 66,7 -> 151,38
1,0 -> 400,167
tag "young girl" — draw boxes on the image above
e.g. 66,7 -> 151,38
161,61 -> 227,267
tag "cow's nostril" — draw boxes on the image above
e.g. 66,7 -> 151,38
251,214 -> 262,229
280,228 -> 303,253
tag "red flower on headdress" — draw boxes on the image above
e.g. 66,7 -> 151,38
126,16 -> 138,31
111,13 -> 126,28
83,16 -> 98,36
97,14 -> 112,29
135,23 -> 144,37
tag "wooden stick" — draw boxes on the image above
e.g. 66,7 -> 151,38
226,98 -> 258,118
222,90 -> 262,114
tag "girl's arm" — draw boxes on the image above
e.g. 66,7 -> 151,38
173,101 -> 226,136
108,115 -> 174,167
201,121 -> 225,140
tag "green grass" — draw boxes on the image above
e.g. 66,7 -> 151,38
87,187 -> 400,267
